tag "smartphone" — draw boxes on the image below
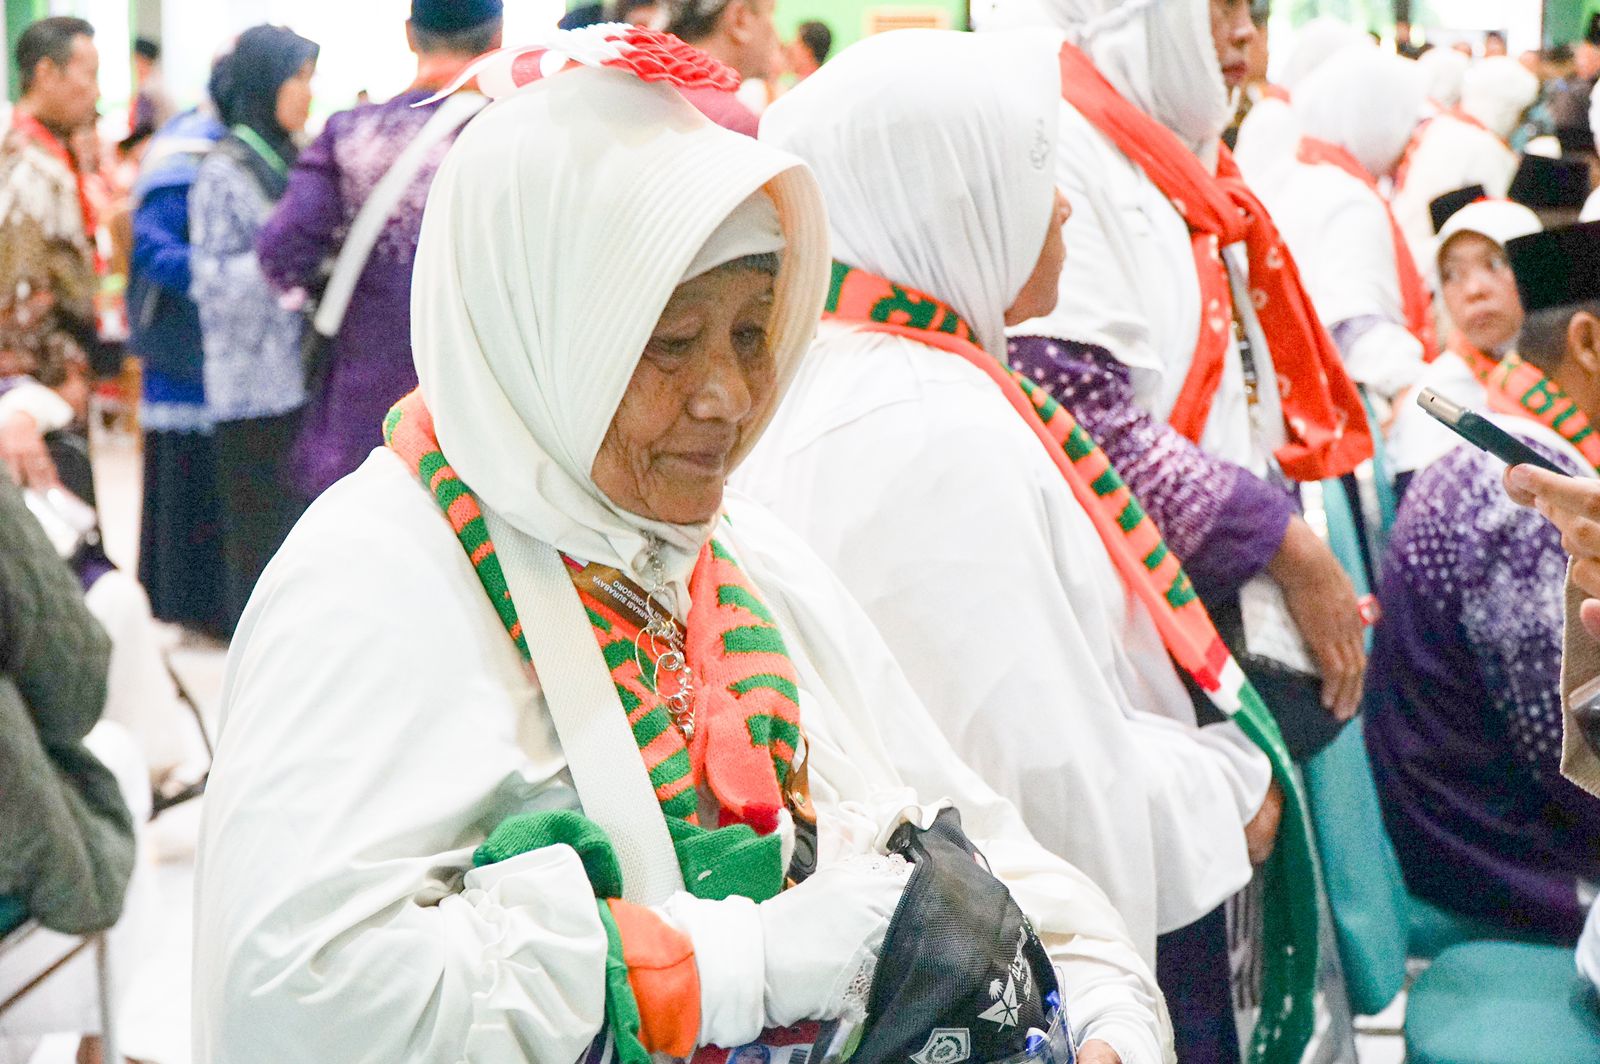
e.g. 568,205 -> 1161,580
1416,389 -> 1567,476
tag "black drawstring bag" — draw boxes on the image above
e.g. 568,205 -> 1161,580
850,808 -> 1073,1064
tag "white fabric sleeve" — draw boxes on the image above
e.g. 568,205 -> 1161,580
1578,896 -> 1600,991
194,463 -> 615,1064
0,378 -> 74,434
1338,318 -> 1426,401
723,491 -> 1175,1064
657,893 -> 766,1047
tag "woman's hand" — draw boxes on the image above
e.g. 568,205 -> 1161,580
1267,516 -> 1367,720
0,411 -> 59,489
1076,1040 -> 1122,1064
1506,464 -> 1600,638
1244,779 -> 1284,865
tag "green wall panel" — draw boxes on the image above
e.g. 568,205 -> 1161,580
773,0 -> 968,55
1547,0 -> 1600,44
6,0 -> 48,100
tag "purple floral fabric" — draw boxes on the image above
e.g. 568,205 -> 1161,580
1365,438 -> 1600,940
1007,335 -> 1294,605
258,89 -> 462,501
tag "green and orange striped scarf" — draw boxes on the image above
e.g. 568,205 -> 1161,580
382,391 -> 802,838
1451,335 -> 1600,473
825,262 -> 1320,1064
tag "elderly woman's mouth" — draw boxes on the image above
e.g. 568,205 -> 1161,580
660,449 -> 733,475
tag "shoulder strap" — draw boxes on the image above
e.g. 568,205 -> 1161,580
482,508 -> 686,905
312,92 -> 486,338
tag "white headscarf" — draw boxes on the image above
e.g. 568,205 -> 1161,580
411,63 -> 831,585
1460,56 -> 1540,142
758,29 -> 1062,358
1294,46 -> 1426,178
973,0 -> 1229,156
1277,16 -> 1370,91
1416,46 -> 1471,108
1436,199 -> 1542,260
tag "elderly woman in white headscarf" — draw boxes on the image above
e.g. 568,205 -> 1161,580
974,0 -> 1369,734
1392,56 -> 1541,279
1233,15 -> 1370,182
1258,46 -> 1433,410
738,25 -> 1321,1064
1388,195 -> 1542,481
191,26 -> 1163,1064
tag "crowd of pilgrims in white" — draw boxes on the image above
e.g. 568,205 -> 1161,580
10,0 -> 1600,1062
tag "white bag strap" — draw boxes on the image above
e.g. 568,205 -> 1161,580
483,509 -> 686,905
312,92 -> 487,338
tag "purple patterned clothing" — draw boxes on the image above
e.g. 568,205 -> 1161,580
1007,335 -> 1294,605
1365,438 -> 1600,941
258,90 -> 464,501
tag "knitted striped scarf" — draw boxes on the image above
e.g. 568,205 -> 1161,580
382,390 -> 802,836
1452,336 -> 1600,473
824,263 -> 1320,1064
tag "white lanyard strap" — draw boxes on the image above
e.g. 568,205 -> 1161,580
483,509 -> 685,905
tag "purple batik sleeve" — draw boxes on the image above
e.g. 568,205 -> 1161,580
257,120 -> 345,295
1008,335 -> 1294,603
1445,444 -> 1600,835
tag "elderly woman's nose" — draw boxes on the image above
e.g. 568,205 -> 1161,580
688,346 -> 756,421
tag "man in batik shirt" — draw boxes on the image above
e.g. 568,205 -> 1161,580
0,16 -> 100,490
1367,221 -> 1600,943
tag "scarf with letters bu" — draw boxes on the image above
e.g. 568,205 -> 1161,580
825,262 -> 1320,1064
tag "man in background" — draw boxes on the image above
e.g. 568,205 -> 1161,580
0,17 -> 101,489
786,20 -> 831,81
129,36 -> 172,139
257,0 -> 502,503
663,0 -> 782,135
1485,30 -> 1508,58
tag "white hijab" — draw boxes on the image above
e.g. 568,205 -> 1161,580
411,63 -> 831,586
1460,56 -> 1540,142
758,29 -> 1062,359
1416,45 -> 1470,108
1294,46 -> 1426,178
975,0 -> 1229,156
1277,16 -> 1370,91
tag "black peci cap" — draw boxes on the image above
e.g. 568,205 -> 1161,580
1509,154 -> 1592,212
1430,185 -> 1488,234
1506,221 -> 1600,314
411,0 -> 503,32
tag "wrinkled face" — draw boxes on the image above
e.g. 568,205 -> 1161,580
592,266 -> 778,525
1006,188 -> 1072,327
275,60 -> 316,135
34,35 -> 100,131
1439,231 -> 1524,354
1211,0 -> 1256,91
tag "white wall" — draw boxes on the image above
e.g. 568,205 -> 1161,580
152,0 -> 565,123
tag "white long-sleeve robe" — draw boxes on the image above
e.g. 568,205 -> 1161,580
1260,162 -> 1426,402
193,448 -> 1171,1064
735,323 -> 1271,959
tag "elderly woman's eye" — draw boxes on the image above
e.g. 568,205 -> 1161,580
647,334 -> 697,362
733,324 -> 769,358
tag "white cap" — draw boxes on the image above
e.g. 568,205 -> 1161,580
1436,199 -> 1543,263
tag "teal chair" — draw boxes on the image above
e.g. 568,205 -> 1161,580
1406,941 -> 1600,1063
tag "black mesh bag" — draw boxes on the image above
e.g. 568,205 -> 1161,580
849,808 -> 1073,1064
